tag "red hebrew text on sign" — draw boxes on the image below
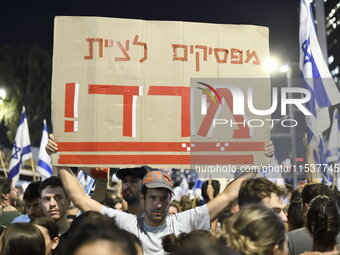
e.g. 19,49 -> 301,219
84,35 -> 148,63
172,44 -> 261,72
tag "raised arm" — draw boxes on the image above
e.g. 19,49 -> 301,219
207,141 -> 274,221
303,134 -> 322,183
206,172 -> 255,222
46,135 -> 102,212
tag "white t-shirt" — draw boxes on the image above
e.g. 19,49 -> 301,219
101,205 -> 211,255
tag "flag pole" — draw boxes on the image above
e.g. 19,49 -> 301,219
332,169 -> 336,190
0,149 -> 7,178
192,195 -> 197,209
30,157 -> 36,181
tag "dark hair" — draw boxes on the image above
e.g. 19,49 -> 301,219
33,217 -> 59,241
171,236 -> 239,255
201,180 -> 220,202
1,223 -> 45,255
306,195 -> 340,249
66,211 -> 136,255
287,199 -> 304,231
238,178 -> 286,208
103,197 -> 124,210
163,230 -> 211,253
40,176 -> 66,197
225,198 -> 239,215
0,178 -> 13,197
23,181 -> 41,202
290,189 -> 302,201
333,186 -> 340,208
111,198 -> 123,209
301,183 -> 334,205
180,200 -> 193,211
122,230 -> 142,254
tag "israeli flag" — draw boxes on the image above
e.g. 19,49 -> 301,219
179,175 -> 189,197
8,107 -> 32,184
192,178 -> 203,198
300,0 -> 340,147
36,120 -> 53,180
77,170 -> 95,195
300,0 -> 340,183
326,109 -> 340,163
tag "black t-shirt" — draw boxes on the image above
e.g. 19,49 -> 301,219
54,230 -> 69,255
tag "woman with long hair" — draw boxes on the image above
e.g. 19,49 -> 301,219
303,195 -> 340,255
0,223 -> 45,255
221,204 -> 288,255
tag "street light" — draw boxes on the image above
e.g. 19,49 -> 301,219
0,88 -> 6,105
263,57 -> 279,73
279,64 -> 290,73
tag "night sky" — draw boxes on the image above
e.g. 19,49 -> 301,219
1,0 -> 300,63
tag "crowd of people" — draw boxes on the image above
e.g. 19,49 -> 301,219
0,137 -> 338,255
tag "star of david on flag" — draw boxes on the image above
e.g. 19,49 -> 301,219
8,107 -> 32,184
299,0 -> 340,183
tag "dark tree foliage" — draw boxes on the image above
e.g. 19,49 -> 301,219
0,45 -> 52,147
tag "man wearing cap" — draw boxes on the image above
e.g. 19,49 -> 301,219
115,167 -> 147,215
47,136 -> 252,255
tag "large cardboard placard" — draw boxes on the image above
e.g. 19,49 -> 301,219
52,16 -> 271,168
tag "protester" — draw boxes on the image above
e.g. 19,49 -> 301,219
12,181 -> 44,223
34,217 -> 60,255
112,198 -> 124,211
288,183 -> 340,255
0,223 -> 45,255
0,178 -> 19,211
221,204 -> 288,255
40,176 -> 71,235
201,180 -> 221,232
225,198 -> 239,216
302,196 -> 340,254
201,180 -> 220,203
162,230 -> 212,253
0,178 -> 21,226
46,131 -> 253,255
287,199 -> 304,231
238,177 -> 288,222
115,167 -> 148,215
168,201 -> 181,215
66,211 -> 137,255
170,237 -> 239,255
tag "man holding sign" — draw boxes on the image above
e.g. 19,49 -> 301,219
48,16 -> 273,255
47,134 -> 254,255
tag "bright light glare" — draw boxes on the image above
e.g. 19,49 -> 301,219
279,64 -> 290,73
0,89 -> 6,100
263,58 -> 279,72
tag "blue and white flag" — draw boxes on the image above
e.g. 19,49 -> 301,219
300,0 -> 340,145
179,175 -> 189,197
36,120 -> 53,180
326,109 -> 340,163
77,169 -> 95,195
8,107 -> 32,184
192,178 -> 204,197
299,0 -> 340,183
